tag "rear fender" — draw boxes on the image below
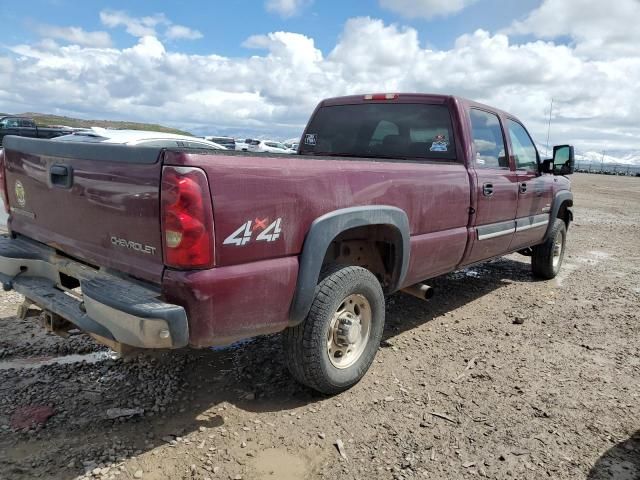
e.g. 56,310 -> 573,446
289,206 -> 410,326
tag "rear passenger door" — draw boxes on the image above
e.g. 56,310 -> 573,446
465,109 -> 518,265
506,119 -> 554,250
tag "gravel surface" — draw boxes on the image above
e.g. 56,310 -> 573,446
0,173 -> 638,480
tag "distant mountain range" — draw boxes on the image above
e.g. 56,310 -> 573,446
1,112 -> 192,137
575,151 -> 640,166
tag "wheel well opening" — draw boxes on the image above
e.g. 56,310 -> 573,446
321,225 -> 402,292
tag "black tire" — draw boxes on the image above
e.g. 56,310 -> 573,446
283,265 -> 385,395
532,218 -> 567,279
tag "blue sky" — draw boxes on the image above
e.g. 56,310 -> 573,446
0,0 -> 639,162
2,0 -> 542,56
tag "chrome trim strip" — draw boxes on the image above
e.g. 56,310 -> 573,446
477,214 -> 550,241
515,214 -> 550,233
516,220 -> 548,232
478,227 -> 516,240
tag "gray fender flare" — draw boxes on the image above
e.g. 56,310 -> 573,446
289,206 -> 410,326
544,190 -> 573,241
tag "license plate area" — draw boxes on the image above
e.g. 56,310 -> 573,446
58,271 -> 83,302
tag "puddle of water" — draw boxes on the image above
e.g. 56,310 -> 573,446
251,448 -> 308,480
209,337 -> 255,352
0,351 -> 117,371
449,268 -> 484,280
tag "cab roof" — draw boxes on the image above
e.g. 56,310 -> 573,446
318,93 -> 515,119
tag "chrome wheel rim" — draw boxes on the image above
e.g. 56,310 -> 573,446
327,294 -> 371,369
552,232 -> 564,269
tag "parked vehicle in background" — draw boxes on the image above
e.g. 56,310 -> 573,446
204,136 -> 235,150
0,116 -> 73,145
247,139 -> 296,154
235,139 -> 249,151
284,138 -> 300,151
0,93 -> 574,395
54,128 -> 227,150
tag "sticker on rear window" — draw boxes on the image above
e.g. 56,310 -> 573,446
429,134 -> 448,152
304,133 -> 317,146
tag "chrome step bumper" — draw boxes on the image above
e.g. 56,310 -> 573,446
0,234 -> 188,349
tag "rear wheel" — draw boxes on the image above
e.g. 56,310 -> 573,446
283,265 -> 385,394
532,219 -> 566,279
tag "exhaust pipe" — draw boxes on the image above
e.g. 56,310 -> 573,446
401,283 -> 434,301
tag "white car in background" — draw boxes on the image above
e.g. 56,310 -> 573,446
53,128 -> 227,150
235,139 -> 250,151
247,140 -> 296,154
284,138 -> 300,151
203,135 -> 235,150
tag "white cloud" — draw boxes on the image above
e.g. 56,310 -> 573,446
165,25 -> 203,41
100,10 -> 203,42
34,24 -> 112,48
265,0 -> 312,18
1,14 -> 639,161
506,0 -> 640,58
100,10 -> 168,37
379,0 -> 477,19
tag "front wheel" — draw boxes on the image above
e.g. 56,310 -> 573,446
283,265 -> 385,395
531,218 -> 567,279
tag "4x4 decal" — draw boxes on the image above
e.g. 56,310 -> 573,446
223,218 -> 282,246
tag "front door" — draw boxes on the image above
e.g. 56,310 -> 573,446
465,109 -> 518,265
505,119 -> 554,250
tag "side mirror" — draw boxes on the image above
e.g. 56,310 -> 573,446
541,158 -> 554,174
552,145 -> 574,175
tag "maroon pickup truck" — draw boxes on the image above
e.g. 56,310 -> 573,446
0,94 -> 574,394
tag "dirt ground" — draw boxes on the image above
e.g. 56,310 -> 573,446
0,173 -> 638,480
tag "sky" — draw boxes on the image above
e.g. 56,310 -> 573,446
0,0 -> 639,163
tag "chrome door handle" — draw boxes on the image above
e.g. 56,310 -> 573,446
483,183 -> 494,197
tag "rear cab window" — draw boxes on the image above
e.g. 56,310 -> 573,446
300,102 -> 457,162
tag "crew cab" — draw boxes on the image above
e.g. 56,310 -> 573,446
0,94 -> 574,394
0,116 -> 73,146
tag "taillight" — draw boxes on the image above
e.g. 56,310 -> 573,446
0,150 -> 8,213
161,166 -> 214,269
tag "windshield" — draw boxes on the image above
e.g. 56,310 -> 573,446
299,103 -> 456,161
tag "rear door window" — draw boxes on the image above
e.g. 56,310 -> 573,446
300,103 -> 457,161
470,109 -> 508,169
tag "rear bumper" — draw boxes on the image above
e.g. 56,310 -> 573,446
0,235 -> 188,349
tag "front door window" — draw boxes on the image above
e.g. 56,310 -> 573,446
507,119 -> 538,172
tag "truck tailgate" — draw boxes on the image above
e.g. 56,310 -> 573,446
2,136 -> 165,284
